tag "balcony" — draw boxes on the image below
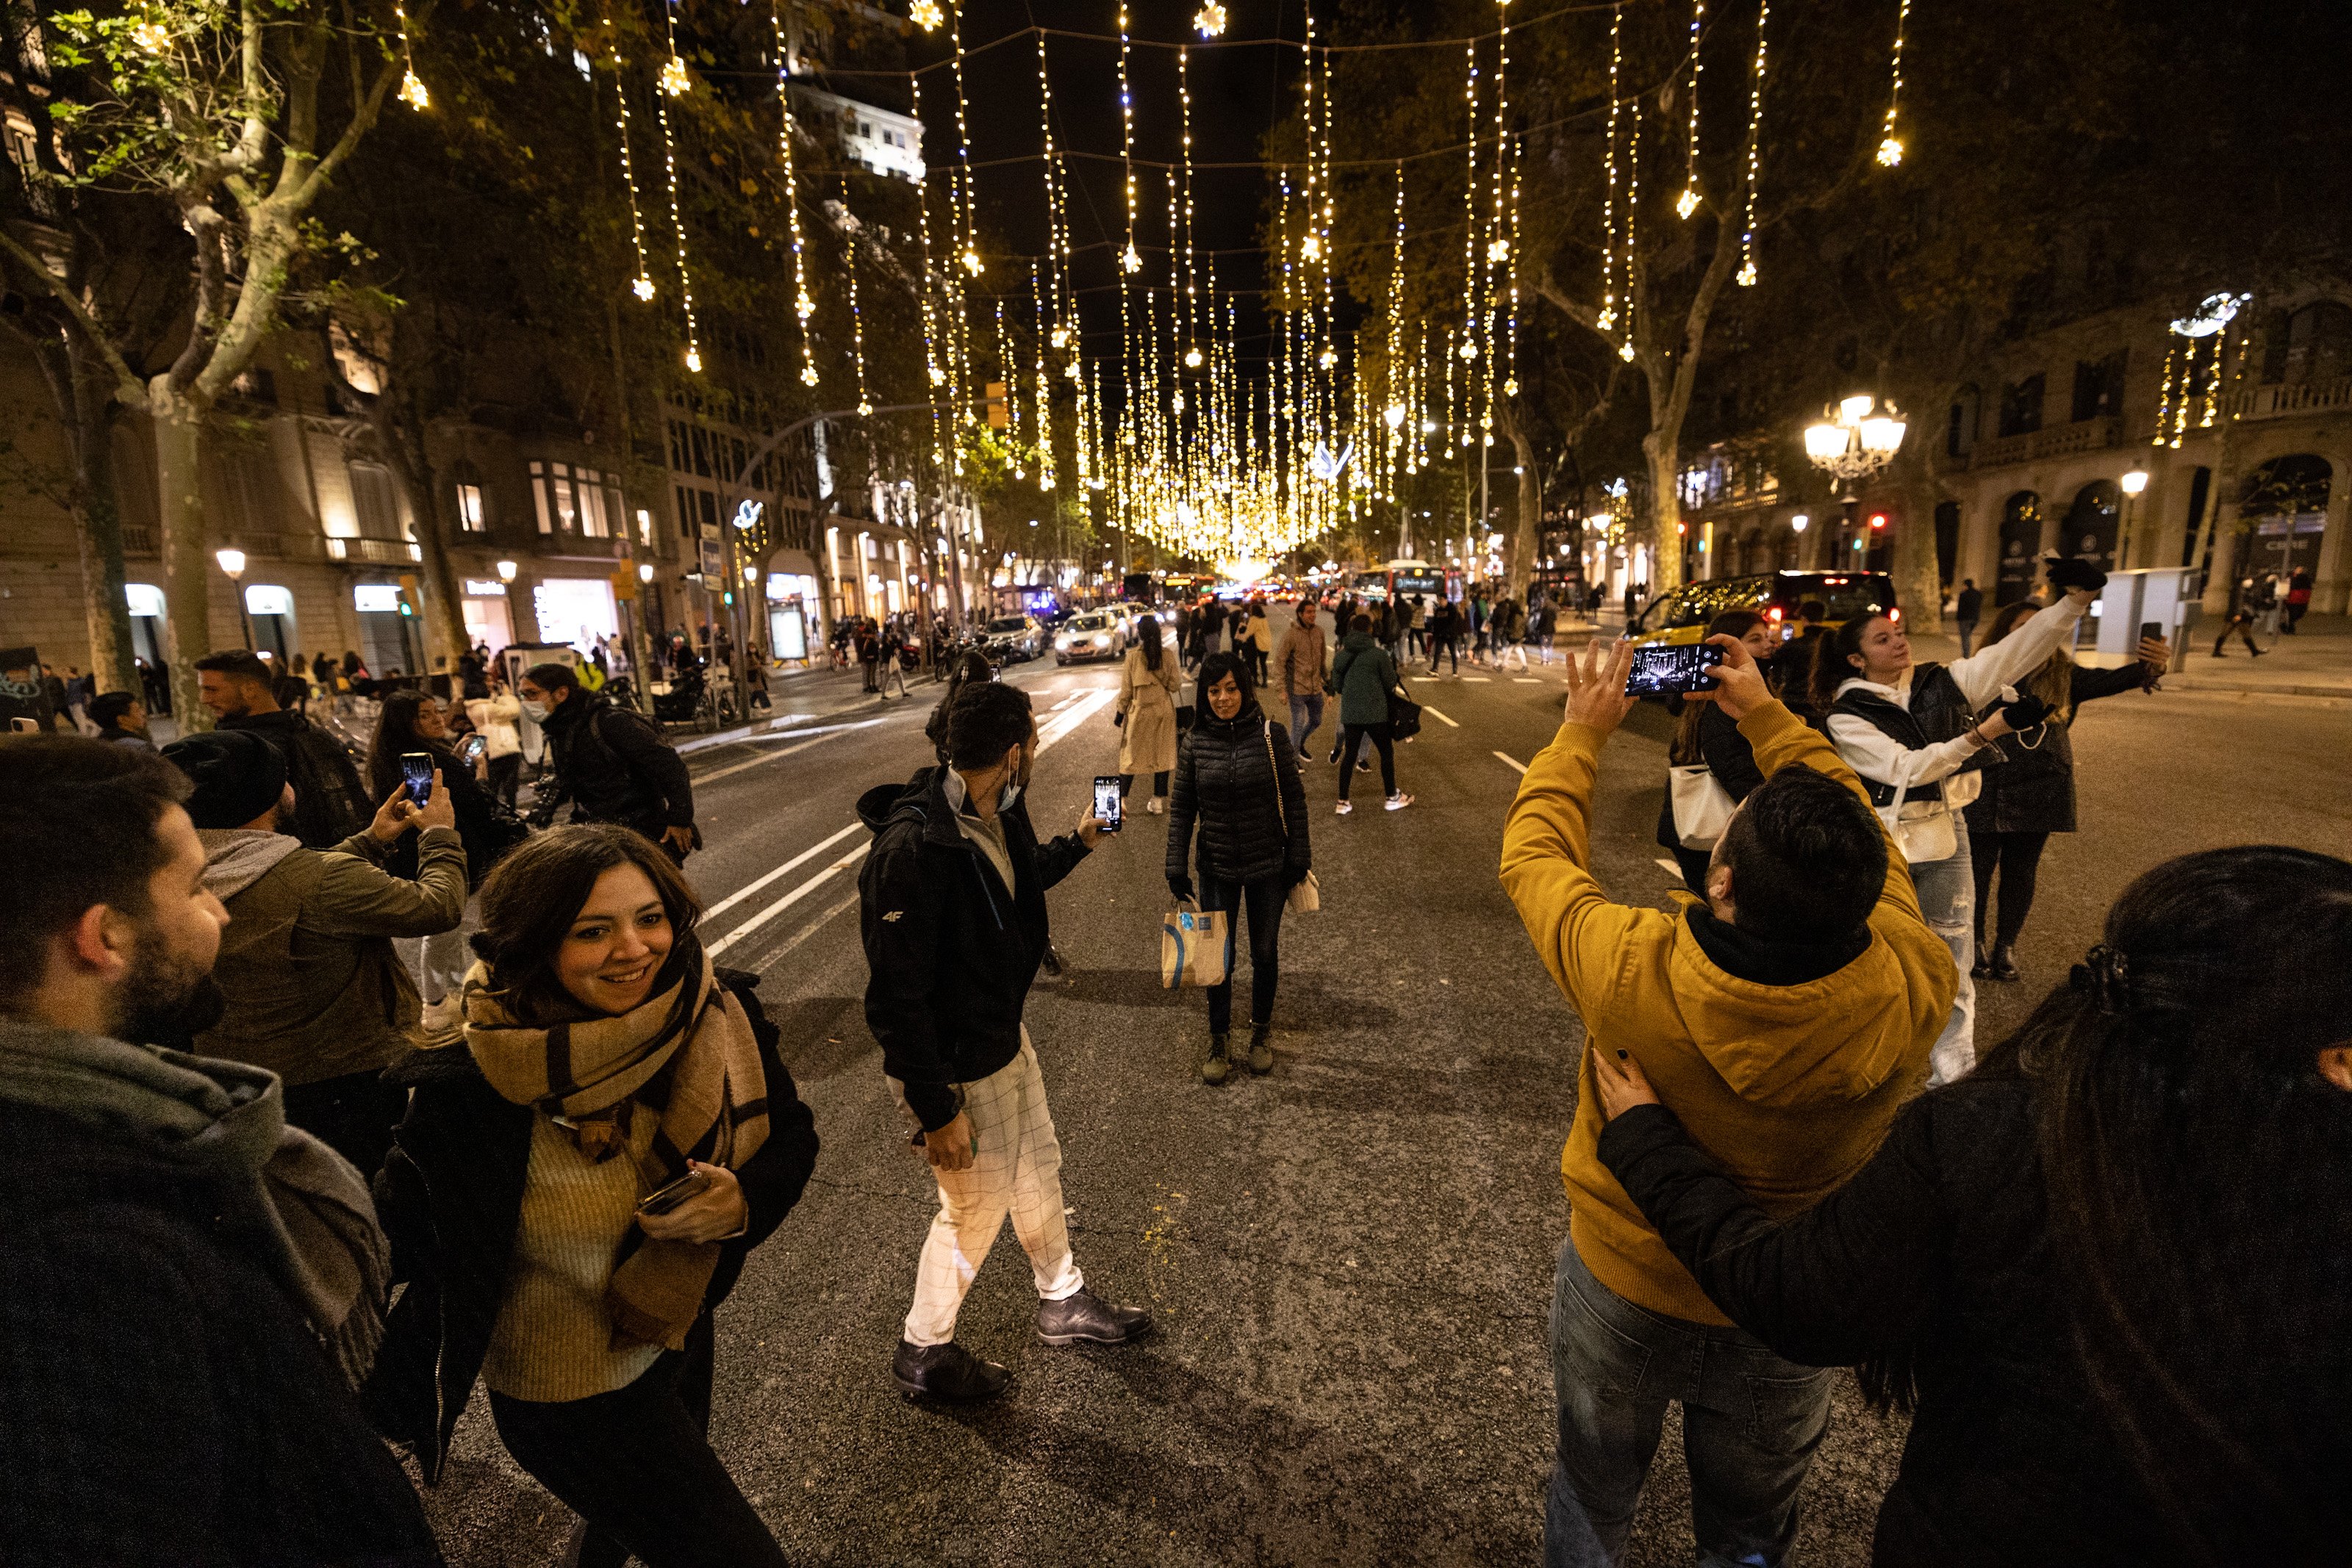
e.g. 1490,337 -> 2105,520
324,535 -> 423,565
2230,376 -> 2352,421
1955,417 -> 2123,472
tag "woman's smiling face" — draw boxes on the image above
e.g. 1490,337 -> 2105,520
556,863 -> 673,1015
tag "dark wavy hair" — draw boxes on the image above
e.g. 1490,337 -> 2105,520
1874,846 -> 2352,1561
1192,650 -> 1260,725
1136,614 -> 1164,672
368,688 -> 454,799
1809,612 -> 1890,711
471,823 -> 703,1025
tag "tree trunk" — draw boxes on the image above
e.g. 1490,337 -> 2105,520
1644,436 -> 1684,594
150,386 -> 213,727
68,414 -> 137,692
1498,403 -> 1542,598
1891,443 -> 1946,634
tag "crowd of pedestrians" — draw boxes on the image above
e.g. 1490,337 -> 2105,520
1,557 -> 2343,1568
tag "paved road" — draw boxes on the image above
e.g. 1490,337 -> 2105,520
413,617 -> 2352,1567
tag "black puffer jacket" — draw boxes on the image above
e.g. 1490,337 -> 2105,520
1961,664 -> 2145,835
1167,712 -> 1310,887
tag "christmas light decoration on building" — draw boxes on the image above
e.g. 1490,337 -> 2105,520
844,223 -> 872,415
654,0 -> 700,370
606,34 -> 657,303
1876,0 -> 1910,166
1677,0 -> 1703,217
395,4 -> 428,109
1737,0 -> 1770,287
770,3 -> 819,386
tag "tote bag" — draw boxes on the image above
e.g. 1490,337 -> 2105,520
1668,765 -> 1736,849
1264,725 -> 1321,913
1160,902 -> 1230,988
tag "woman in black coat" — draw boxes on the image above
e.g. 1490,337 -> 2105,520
1166,652 -> 1311,1085
1962,603 -> 2168,982
365,826 -> 818,1568
1588,844 -> 2352,1568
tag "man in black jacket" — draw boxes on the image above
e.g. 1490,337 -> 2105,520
0,735 -> 442,1567
196,649 -> 374,848
857,679 -> 1150,1403
519,661 -> 698,860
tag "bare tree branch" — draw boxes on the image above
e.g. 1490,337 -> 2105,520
0,230 -> 146,403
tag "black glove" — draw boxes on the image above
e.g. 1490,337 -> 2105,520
1284,864 -> 1309,891
2045,556 -> 2107,595
1998,691 -> 2053,730
1168,875 -> 1194,905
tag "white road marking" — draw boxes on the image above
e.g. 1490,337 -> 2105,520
709,846 -> 869,955
1493,750 -> 1527,774
1037,686 -> 1118,746
674,713 -> 823,756
1459,676 -> 1492,683
701,820 -> 867,923
1512,677 -> 1540,684
692,719 -> 889,785
1420,704 -> 1460,728
751,889 -> 864,974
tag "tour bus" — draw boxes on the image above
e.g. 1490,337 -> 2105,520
1350,558 -> 1461,605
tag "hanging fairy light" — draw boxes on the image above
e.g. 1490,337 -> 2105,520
1677,0 -> 1703,217
1619,57 -> 1642,356
606,32 -> 658,303
1596,8 -> 1622,332
770,3 -> 820,386
394,4 -> 428,109
1876,0 -> 1912,168
841,223 -> 872,415
1458,34 -> 1482,360
909,0 -> 943,30
1119,4 -> 1141,273
654,0 -> 700,371
1737,0 -> 1770,288
1194,3 -> 1226,37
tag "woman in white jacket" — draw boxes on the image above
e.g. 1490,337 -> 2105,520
1813,558 -> 2105,1083
466,680 -> 525,810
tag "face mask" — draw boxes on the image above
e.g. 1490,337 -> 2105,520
520,700 -> 550,722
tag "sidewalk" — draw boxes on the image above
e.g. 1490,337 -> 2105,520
2162,612 -> 2351,700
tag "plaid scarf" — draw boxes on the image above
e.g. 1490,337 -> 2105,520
463,941 -> 769,1351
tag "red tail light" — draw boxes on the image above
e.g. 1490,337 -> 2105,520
1889,606 -> 1903,625
1767,605 -> 1784,621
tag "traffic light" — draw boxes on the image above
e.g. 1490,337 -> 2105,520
1868,513 -> 1888,531
396,573 -> 420,616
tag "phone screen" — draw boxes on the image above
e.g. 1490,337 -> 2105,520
401,751 -> 435,806
2139,621 -> 2162,644
458,734 -> 487,764
1092,776 -> 1123,833
1624,643 -> 1719,697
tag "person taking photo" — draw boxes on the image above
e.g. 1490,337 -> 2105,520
1654,611 -> 1779,893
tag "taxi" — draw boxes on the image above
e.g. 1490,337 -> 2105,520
1627,570 -> 1900,650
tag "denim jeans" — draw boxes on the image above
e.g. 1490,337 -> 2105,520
1288,691 -> 1325,758
1546,1239 -> 1833,1568
1904,814 -> 1976,1085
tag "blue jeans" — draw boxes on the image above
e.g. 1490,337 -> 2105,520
1904,815 -> 1976,1085
1546,1239 -> 1833,1568
1288,691 -> 1324,758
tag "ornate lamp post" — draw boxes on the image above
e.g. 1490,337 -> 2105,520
1802,395 -> 1908,564
215,548 -> 251,650
2116,462 -> 2150,569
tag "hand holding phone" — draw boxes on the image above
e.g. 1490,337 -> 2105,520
458,733 -> 488,765
637,1168 -> 712,1217
1623,643 -> 1718,697
401,751 -> 436,808
1092,776 -> 1123,835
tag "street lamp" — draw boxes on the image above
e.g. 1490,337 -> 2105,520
2116,463 -> 2150,568
1802,395 -> 1907,560
215,548 -> 252,650
495,558 -> 517,583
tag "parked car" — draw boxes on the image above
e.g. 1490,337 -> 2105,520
983,614 -> 1046,663
1628,570 -> 1900,652
1053,611 -> 1127,666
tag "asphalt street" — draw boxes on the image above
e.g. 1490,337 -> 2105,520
412,614 -> 2352,1567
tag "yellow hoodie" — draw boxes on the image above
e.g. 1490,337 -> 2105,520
1500,700 -> 1956,1326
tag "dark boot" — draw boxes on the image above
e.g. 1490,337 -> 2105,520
1247,1023 -> 1274,1075
1037,1287 -> 1154,1346
1202,1031 -> 1230,1085
1989,943 -> 2021,982
892,1339 -> 1010,1403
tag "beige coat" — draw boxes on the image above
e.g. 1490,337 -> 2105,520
1116,645 -> 1181,774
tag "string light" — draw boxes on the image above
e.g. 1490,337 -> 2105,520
1596,8 -> 1621,331
844,222 -> 872,414
1876,0 -> 1910,167
395,4 -> 428,109
1620,55 -> 1641,352
1677,0 -> 1702,217
1194,3 -> 1226,37
1119,4 -> 1141,273
653,0 -> 700,371
1737,0 -> 1770,288
770,3 -> 819,386
606,32 -> 657,303
909,0 -> 942,30
1460,33 -> 1482,359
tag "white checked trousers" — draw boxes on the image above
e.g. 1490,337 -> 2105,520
902,1036 -> 1085,1347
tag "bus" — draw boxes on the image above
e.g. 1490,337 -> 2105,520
1349,558 -> 1460,605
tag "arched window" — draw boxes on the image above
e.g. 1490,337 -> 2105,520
1995,491 -> 2043,607
2237,454 -> 2332,583
2062,481 -> 2121,572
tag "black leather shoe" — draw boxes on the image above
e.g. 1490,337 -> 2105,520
1037,1288 -> 1154,1347
892,1339 -> 1010,1403
1990,943 -> 2021,982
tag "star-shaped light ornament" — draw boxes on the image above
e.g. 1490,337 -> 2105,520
399,68 -> 430,111
632,276 -> 657,302
1674,186 -> 1699,220
659,55 -> 691,96
1194,3 -> 1226,37
1121,243 -> 1143,274
800,364 -> 820,386
909,0 -> 943,31
1876,136 -> 1904,168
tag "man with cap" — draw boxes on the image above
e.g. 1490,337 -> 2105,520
162,729 -> 466,1175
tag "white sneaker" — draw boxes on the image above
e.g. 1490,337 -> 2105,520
1147,796 -> 1164,814
1334,799 -> 1353,815
1385,792 -> 1413,811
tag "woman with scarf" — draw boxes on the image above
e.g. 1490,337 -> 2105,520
366,825 -> 818,1568
1166,652 -> 1311,1084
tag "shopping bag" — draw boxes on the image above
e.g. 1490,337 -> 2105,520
1286,870 -> 1322,914
1159,903 -> 1230,988
1668,765 -> 1735,849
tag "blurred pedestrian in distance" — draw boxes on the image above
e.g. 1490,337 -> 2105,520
2211,577 -> 2267,658
1593,843 -> 2352,1567
0,734 -> 440,1567
1502,636 -> 1953,1568
1962,602 -> 2170,984
466,675 -> 526,810
1427,595 -> 1462,674
1330,613 -> 1411,814
87,689 -> 154,749
365,825 -> 817,1567
1242,597 -> 1273,686
196,649 -> 375,849
1818,561 -> 2102,1082
520,662 -> 698,863
1953,579 -> 1984,657
2284,565 -> 2314,632
165,728 -> 465,1174
1274,597 -> 1330,763
1116,613 -> 1180,813
856,679 -> 1147,1403
1166,652 -> 1310,1083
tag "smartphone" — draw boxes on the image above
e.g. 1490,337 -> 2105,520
457,733 -> 488,765
400,751 -> 435,806
1624,642 -> 1719,697
8,716 -> 37,733
2139,620 -> 2162,645
1092,775 -> 1123,834
637,1168 -> 711,1217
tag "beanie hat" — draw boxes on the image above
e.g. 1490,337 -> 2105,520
163,730 -> 288,830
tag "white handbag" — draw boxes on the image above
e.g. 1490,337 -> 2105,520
1668,764 -> 1736,850
1266,724 -> 1321,912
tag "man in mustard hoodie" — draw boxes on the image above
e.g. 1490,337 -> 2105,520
1502,637 -> 1954,1568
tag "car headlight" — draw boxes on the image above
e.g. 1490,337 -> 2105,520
1092,633 -> 1109,647
1055,635 -> 1071,649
